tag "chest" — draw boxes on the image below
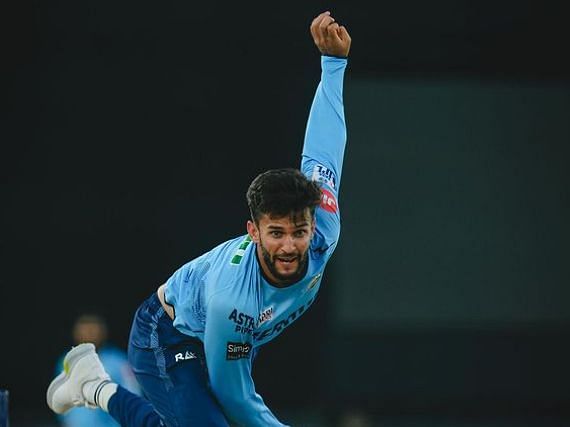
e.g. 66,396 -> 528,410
252,269 -> 324,346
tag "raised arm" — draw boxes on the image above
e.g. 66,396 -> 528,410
303,12 -> 351,170
301,12 -> 351,248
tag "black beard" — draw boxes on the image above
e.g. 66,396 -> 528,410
259,239 -> 308,285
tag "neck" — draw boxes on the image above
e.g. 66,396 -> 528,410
256,245 -> 287,287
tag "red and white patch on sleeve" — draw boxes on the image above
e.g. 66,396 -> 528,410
320,188 -> 338,213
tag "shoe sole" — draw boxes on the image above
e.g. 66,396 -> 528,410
46,343 -> 96,413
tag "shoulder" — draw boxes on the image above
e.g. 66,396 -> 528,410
205,247 -> 260,316
166,235 -> 247,290
196,234 -> 253,277
206,235 -> 259,290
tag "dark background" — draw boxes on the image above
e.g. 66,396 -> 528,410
2,1 -> 570,426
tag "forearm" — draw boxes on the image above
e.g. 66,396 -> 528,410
301,55 -> 348,183
213,386 -> 288,427
205,297 -> 288,427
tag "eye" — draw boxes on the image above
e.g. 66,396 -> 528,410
294,230 -> 308,237
270,231 -> 283,238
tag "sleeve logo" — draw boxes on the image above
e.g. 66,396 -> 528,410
312,164 -> 336,190
320,188 -> 338,213
226,342 -> 252,360
230,235 -> 252,265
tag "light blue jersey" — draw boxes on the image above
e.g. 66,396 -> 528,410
164,56 -> 347,426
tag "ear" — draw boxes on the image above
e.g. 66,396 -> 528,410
247,220 -> 260,243
311,216 -> 316,237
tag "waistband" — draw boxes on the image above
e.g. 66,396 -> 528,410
132,292 -> 204,350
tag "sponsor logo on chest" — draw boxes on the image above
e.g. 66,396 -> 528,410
258,306 -> 274,325
226,342 -> 252,360
228,306 -> 275,334
253,295 -> 316,342
227,274 -> 321,339
228,309 -> 256,335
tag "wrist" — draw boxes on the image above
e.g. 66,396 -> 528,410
322,53 -> 348,59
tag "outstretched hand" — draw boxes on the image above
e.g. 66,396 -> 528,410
310,11 -> 351,58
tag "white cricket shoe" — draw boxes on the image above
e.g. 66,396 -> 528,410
46,343 -> 111,414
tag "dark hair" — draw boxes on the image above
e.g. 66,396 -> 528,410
246,168 -> 322,223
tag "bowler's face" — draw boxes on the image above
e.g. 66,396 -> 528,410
247,209 -> 315,286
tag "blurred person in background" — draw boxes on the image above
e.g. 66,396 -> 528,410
338,410 -> 373,427
55,314 -> 139,427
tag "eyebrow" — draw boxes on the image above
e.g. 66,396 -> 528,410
267,223 -> 309,229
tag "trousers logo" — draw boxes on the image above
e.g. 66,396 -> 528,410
175,351 -> 197,362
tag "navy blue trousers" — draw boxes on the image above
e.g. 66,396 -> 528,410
108,293 -> 229,427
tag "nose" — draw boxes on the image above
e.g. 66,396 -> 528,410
281,235 -> 296,253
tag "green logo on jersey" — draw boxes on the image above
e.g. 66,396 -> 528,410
230,235 -> 252,265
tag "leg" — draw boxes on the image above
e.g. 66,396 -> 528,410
129,345 -> 229,427
46,343 -> 164,427
47,294 -> 229,427
128,293 -> 229,427
107,385 -> 164,427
